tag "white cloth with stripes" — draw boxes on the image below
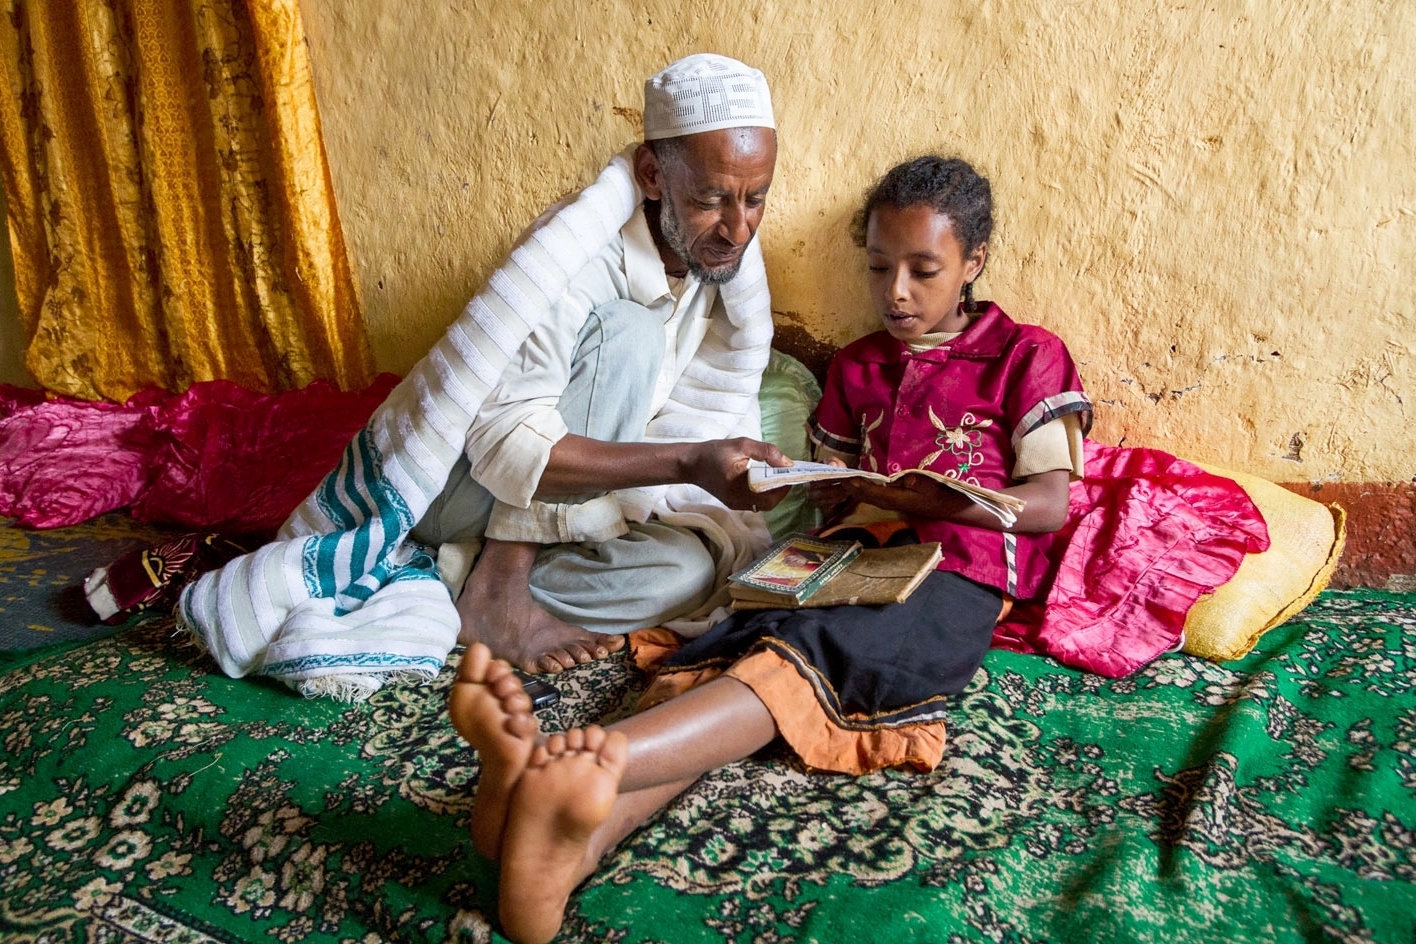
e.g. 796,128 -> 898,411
178,147 -> 774,700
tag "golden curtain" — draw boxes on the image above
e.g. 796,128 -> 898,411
0,0 -> 373,401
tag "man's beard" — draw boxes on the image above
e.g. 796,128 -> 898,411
659,198 -> 742,285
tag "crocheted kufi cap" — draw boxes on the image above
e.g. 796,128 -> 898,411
642,53 -> 775,141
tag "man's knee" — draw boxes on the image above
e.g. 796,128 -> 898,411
637,525 -> 717,614
411,455 -> 495,546
528,523 -> 717,633
581,299 -> 663,375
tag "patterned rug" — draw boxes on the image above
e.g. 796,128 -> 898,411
1,590 -> 1414,942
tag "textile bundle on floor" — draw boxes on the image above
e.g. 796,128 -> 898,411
995,441 -> 1272,676
178,149 -> 775,700
0,377 -> 398,532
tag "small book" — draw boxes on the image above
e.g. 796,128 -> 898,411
731,541 -> 943,610
727,534 -> 863,606
747,460 -> 1023,529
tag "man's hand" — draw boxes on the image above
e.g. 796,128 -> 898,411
539,434 -> 792,512
805,456 -> 857,523
683,437 -> 792,511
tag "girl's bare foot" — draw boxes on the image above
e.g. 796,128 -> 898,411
497,725 -> 628,944
448,643 -> 540,860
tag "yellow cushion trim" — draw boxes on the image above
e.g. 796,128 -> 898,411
1182,464 -> 1347,662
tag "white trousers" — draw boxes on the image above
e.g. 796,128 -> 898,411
411,299 -> 716,633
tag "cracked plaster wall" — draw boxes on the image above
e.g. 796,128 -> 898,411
4,0 -> 1399,487
298,0 -> 1413,485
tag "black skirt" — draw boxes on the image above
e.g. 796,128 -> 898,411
662,570 -> 1002,730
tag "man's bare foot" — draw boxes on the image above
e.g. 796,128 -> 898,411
497,725 -> 628,944
448,643 -> 540,861
457,539 -> 626,675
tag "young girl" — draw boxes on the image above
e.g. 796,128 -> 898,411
449,155 -> 1093,944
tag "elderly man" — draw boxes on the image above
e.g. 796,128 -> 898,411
411,54 -> 788,673
179,54 -> 789,696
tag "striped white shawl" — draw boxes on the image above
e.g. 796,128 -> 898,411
178,148 -> 774,699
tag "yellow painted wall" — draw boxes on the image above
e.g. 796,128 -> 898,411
297,0 -> 1414,485
4,0 -> 1402,485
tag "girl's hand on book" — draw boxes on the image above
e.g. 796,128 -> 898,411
890,469 -> 1069,532
807,479 -> 858,523
855,473 -> 974,519
803,455 -> 854,521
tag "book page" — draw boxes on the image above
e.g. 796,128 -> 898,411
747,461 -> 1022,528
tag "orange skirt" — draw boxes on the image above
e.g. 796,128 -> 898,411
631,570 -> 1009,776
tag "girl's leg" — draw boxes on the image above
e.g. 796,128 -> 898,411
448,642 -> 539,860
451,644 -> 778,943
613,667 -> 781,792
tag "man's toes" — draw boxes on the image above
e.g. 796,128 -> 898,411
562,728 -> 586,753
521,654 -> 558,675
584,634 -> 627,658
561,642 -> 601,664
539,650 -> 578,673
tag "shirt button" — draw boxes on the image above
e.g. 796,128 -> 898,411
888,462 -> 901,473
896,407 -> 907,416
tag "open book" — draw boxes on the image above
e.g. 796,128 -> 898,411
748,460 -> 1023,528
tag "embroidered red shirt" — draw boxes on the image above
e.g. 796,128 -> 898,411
811,303 -> 1091,599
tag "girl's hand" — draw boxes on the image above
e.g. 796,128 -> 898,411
806,455 -> 857,523
889,468 -> 1071,533
807,479 -> 857,523
852,473 -> 974,519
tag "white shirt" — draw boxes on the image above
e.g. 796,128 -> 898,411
463,204 -> 722,511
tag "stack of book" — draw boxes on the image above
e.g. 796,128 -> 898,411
728,533 -> 943,610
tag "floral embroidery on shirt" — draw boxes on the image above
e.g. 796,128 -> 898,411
858,411 -> 883,472
920,406 -> 992,483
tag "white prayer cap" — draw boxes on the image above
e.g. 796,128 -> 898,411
642,54 -> 775,141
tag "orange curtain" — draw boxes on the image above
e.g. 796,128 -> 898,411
0,0 -> 373,401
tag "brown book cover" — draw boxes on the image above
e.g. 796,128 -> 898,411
730,542 -> 942,609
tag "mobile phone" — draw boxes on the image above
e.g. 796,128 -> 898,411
513,670 -> 561,710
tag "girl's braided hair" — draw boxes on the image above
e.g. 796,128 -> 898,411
850,156 -> 994,264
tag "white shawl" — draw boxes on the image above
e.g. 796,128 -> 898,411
178,148 -> 774,699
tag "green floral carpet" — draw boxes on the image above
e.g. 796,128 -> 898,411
2,588 -> 1414,942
